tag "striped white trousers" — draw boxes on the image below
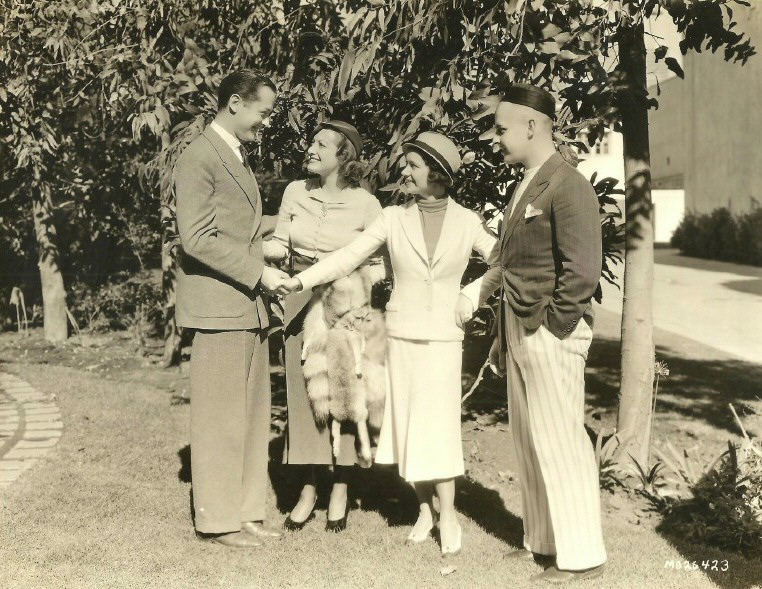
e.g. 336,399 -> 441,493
504,309 -> 607,571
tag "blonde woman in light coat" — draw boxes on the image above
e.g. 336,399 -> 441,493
280,132 -> 497,557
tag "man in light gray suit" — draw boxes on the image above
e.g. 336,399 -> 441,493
175,70 -> 287,548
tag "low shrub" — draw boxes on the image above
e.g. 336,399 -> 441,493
671,206 -> 762,266
68,271 -> 162,336
657,408 -> 762,556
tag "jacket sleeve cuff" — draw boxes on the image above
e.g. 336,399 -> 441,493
460,278 -> 483,311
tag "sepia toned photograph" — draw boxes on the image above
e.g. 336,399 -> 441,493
1,1 -> 760,587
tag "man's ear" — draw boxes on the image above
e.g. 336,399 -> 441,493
527,119 -> 536,140
228,93 -> 242,114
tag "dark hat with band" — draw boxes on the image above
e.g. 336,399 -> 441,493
314,120 -> 364,157
401,132 -> 462,185
501,83 -> 556,119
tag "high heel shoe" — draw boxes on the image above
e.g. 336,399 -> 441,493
405,510 -> 437,545
325,503 -> 349,533
440,522 -> 462,558
283,497 -> 317,531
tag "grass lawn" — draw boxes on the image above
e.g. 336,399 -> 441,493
1,317 -> 761,589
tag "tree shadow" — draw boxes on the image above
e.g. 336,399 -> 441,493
585,336 -> 762,436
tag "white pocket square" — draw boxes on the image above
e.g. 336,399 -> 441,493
524,204 -> 543,219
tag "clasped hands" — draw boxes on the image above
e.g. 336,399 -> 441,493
260,267 -> 302,295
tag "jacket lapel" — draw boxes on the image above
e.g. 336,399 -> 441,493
202,127 -> 259,212
501,152 -> 564,251
248,172 -> 264,241
430,197 -> 460,268
399,200 -> 430,265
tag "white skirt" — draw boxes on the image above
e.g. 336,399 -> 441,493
375,337 -> 465,482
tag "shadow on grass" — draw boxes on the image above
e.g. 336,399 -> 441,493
457,476 -> 524,550
655,529 -> 762,589
463,331 -> 762,438
266,433 -> 418,526
585,337 -> 762,436
266,433 -> 525,543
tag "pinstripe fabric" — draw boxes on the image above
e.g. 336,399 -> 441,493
505,308 -> 607,570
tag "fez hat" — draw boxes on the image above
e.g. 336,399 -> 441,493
501,83 -> 556,119
401,132 -> 462,185
314,120 -> 364,157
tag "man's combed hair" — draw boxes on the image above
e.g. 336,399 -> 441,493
217,69 -> 276,110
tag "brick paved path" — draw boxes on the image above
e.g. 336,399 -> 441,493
0,372 -> 63,490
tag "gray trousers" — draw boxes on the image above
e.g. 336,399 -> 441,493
190,329 -> 271,533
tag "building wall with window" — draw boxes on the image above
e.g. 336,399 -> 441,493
578,130 -> 684,243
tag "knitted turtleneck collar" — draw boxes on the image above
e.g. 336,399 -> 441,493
415,196 -> 448,212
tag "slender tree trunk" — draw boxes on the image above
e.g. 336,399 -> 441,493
33,184 -> 68,342
616,24 -> 655,468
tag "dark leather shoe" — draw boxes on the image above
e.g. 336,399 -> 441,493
505,549 -> 555,564
283,512 -> 315,531
207,531 -> 263,548
326,507 -> 349,533
284,497 -> 317,531
242,521 -> 284,540
530,564 -> 605,584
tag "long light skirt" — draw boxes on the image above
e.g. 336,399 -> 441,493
375,337 -> 465,483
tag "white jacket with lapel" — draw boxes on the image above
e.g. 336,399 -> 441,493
298,197 -> 496,341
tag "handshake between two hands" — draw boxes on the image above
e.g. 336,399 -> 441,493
260,267 -> 302,296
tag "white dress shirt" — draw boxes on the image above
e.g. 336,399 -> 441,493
209,121 -> 243,163
509,164 -> 542,218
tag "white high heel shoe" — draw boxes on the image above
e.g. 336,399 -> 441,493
440,521 -> 462,557
405,510 -> 437,545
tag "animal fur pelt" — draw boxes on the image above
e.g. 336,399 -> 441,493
301,266 -> 387,467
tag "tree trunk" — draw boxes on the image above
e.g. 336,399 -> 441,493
33,184 -> 68,342
616,24 -> 655,468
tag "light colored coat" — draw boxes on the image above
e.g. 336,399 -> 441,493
298,198 -> 497,342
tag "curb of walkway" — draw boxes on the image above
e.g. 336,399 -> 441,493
0,372 -> 63,490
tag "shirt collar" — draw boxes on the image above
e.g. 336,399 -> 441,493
209,121 -> 243,162
305,179 -> 353,204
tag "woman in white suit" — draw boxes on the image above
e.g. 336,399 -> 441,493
281,132 -> 496,557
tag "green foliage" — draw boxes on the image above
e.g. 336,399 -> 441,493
628,455 -> 667,495
1,0 -> 755,344
595,431 -> 625,491
68,271 -> 163,336
659,440 -> 762,556
671,206 -> 762,266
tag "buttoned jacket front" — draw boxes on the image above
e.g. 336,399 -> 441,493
298,198 -> 496,341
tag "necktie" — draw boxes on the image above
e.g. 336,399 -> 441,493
239,145 -> 250,171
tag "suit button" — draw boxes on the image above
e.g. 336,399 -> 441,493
571,319 -> 577,324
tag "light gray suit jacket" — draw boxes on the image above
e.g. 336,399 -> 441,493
174,127 -> 269,330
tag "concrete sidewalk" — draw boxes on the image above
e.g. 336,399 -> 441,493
595,250 -> 762,365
